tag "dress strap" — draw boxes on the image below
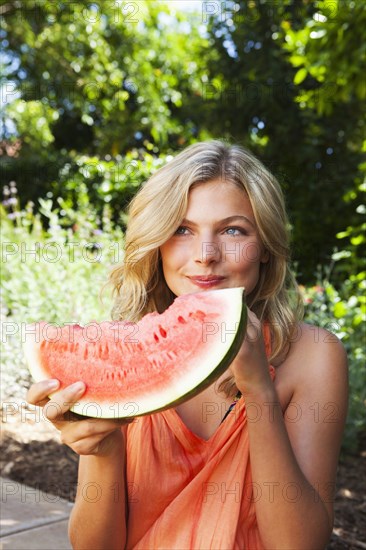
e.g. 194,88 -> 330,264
220,390 -> 241,425
262,321 -> 276,380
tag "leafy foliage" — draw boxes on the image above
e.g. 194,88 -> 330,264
201,0 -> 365,281
301,278 -> 366,452
283,0 -> 366,113
2,1 -> 207,152
1,0 -> 208,207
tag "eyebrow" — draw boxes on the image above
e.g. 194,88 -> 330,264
181,215 -> 255,227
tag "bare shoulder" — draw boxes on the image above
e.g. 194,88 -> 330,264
274,322 -> 349,417
277,322 -> 349,466
280,322 -> 348,387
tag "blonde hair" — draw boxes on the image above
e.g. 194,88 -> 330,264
108,140 -> 303,396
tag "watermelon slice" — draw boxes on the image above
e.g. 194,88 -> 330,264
23,287 -> 246,418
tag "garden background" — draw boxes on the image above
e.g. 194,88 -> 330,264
1,1 -> 365,547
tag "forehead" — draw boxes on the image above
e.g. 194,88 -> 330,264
186,179 -> 253,218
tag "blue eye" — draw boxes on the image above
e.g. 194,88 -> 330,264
225,227 -> 245,236
174,226 -> 189,235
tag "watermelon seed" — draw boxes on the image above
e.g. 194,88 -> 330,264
177,316 -> 186,324
189,310 -> 206,321
153,333 -> 159,342
159,326 -> 167,338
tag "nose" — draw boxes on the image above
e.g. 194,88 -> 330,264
194,237 -> 221,264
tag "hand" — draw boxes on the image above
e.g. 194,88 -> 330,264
230,308 -> 273,395
26,379 -> 133,457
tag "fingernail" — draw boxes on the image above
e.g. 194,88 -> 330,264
47,379 -> 59,389
69,381 -> 85,393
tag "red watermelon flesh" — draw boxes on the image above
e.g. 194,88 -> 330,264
23,287 -> 246,418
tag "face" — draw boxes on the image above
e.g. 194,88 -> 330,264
159,179 -> 268,297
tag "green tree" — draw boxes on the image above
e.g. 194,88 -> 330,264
200,0 -> 365,281
0,0 -> 208,207
283,0 -> 366,280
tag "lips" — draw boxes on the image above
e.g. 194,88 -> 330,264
187,276 -> 226,289
188,276 -> 225,282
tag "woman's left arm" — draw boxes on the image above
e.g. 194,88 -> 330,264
233,316 -> 348,550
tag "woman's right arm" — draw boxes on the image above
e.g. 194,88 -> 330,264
69,429 -> 128,550
26,380 -> 131,550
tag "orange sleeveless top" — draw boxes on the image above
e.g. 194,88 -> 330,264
125,324 -> 274,549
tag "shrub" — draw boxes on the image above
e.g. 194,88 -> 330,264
301,275 -> 366,452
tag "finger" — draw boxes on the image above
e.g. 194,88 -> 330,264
60,417 -> 133,444
244,308 -> 263,340
246,308 -> 260,327
68,427 -> 128,456
43,382 -> 86,421
53,416 -> 133,436
60,419 -> 119,445
26,379 -> 60,406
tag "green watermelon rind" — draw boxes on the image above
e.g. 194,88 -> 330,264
24,287 -> 247,419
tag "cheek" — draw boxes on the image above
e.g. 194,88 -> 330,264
227,241 -> 263,268
160,242 -> 186,269
241,242 -> 264,263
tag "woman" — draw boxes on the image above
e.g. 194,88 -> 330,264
27,140 -> 348,549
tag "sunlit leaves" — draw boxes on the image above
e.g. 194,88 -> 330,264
283,0 -> 366,114
6,100 -> 58,147
2,0 -> 208,153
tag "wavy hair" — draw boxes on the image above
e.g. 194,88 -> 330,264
108,140 -> 303,396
